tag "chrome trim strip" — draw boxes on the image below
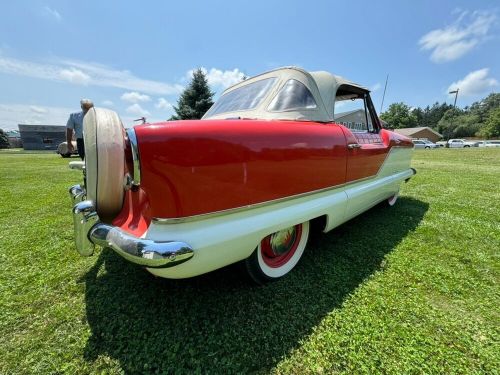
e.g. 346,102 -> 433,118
126,127 -> 141,186
152,176 -> 379,225
154,183 -> 345,224
70,198 -> 194,268
152,147 -> 413,225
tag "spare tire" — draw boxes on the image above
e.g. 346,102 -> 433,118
83,108 -> 126,221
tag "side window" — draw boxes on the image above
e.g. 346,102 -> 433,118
268,79 -> 317,111
334,88 -> 378,133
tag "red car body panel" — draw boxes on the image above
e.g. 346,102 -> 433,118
112,120 -> 413,234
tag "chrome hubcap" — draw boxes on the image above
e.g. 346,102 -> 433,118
268,227 -> 297,256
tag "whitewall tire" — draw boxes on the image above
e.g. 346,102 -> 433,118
245,221 -> 310,284
83,108 -> 126,221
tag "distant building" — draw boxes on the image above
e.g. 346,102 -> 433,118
334,109 -> 371,131
334,109 -> 387,131
18,124 -> 66,150
394,127 -> 443,143
6,130 -> 23,148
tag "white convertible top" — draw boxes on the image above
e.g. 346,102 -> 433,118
203,66 -> 368,122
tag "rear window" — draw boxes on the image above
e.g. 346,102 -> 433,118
268,79 -> 317,111
204,77 -> 276,117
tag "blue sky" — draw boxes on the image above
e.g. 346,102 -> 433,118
0,0 -> 499,130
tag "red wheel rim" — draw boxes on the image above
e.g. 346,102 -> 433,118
260,224 -> 302,268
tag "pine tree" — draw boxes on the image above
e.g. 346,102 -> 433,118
0,129 -> 10,149
170,69 -> 214,120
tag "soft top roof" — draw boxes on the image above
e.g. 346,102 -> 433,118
203,66 -> 368,122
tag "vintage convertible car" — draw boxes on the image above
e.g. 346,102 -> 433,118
69,67 -> 415,283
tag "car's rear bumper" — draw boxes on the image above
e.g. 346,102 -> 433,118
69,184 -> 194,268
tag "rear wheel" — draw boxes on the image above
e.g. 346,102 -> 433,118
245,221 -> 309,284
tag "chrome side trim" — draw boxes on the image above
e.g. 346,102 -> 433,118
153,183 -> 347,225
70,197 -> 194,268
126,127 -> 141,186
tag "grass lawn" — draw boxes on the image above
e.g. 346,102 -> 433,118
0,149 -> 498,374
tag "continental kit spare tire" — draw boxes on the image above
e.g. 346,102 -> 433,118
83,108 -> 126,221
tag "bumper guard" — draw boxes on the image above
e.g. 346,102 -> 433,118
69,184 -> 194,268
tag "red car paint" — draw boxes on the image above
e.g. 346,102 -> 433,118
113,119 -> 412,235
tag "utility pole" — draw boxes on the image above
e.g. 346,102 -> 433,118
447,88 -> 459,145
449,88 -> 459,108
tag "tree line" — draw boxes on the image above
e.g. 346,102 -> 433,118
380,93 -> 500,139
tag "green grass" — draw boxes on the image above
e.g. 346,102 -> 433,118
0,149 -> 498,374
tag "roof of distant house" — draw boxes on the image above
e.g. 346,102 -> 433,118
394,127 -> 442,137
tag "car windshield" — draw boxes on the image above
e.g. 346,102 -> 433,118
204,78 -> 277,117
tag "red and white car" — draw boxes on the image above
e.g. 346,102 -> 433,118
69,67 -> 415,283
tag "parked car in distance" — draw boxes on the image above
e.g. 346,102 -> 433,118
477,140 -> 500,148
57,141 -> 78,157
435,141 -> 447,148
447,139 -> 476,148
412,139 -> 439,149
68,66 -> 416,284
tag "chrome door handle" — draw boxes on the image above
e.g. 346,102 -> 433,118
347,143 -> 362,149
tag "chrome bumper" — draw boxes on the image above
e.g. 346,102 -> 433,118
69,184 -> 194,268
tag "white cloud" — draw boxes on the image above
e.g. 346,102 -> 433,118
187,67 -> 246,89
0,103 -> 73,130
43,6 -> 62,22
419,10 -> 497,63
126,103 -> 150,117
29,105 -> 48,114
371,83 -> 382,92
447,68 -> 498,96
102,100 -> 114,106
155,97 -> 173,110
121,91 -> 151,103
0,55 -> 184,95
60,68 -> 91,85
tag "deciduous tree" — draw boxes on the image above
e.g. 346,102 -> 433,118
380,102 -> 418,129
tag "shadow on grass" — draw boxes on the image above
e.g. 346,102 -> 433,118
82,197 -> 428,373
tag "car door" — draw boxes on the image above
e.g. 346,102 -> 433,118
334,89 -> 390,218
